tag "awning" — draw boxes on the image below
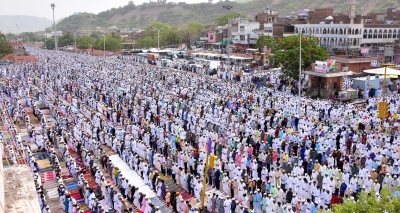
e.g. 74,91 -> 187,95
363,67 -> 400,75
303,71 -> 355,77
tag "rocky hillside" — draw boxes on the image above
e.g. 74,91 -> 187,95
55,0 -> 400,31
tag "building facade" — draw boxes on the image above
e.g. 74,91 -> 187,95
292,1 -> 400,62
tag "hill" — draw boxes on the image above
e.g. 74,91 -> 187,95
55,0 -> 400,31
0,15 -> 53,33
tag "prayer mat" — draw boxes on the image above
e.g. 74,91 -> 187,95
69,189 -> 80,195
43,180 -> 58,190
83,173 -> 93,178
63,177 -> 75,183
66,182 -> 79,191
47,187 -> 59,200
61,168 -> 70,177
87,180 -> 97,188
78,203 -> 90,210
35,152 -> 48,160
62,174 -> 73,180
40,167 -> 54,173
164,179 -> 182,193
158,174 -> 171,181
16,159 -> 27,165
37,159 -> 51,168
180,191 -> 195,201
70,192 -> 82,201
41,171 -> 56,181
23,108 -> 33,113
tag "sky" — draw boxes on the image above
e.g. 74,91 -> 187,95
0,0 -> 206,20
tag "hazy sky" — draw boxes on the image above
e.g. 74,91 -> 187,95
0,0 -> 205,20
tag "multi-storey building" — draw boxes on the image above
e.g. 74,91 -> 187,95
293,0 -> 400,62
230,17 -> 259,48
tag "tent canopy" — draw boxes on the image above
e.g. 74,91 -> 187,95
363,67 -> 400,75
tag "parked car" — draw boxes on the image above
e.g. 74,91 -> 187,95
130,49 -> 144,54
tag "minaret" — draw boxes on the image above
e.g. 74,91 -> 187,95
350,0 -> 357,24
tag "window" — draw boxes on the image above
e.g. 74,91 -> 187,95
240,35 -> 245,41
333,82 -> 337,89
264,27 -> 273,33
240,26 -> 245,33
210,35 -> 214,40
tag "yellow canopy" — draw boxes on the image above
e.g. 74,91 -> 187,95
386,75 -> 398,78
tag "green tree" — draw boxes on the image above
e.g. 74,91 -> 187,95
0,33 -> 13,58
186,22 -> 205,36
17,32 -> 37,44
45,38 -> 55,49
57,34 -> 73,47
179,22 -> 205,46
255,35 -> 276,52
90,33 -> 101,40
143,22 -> 171,37
135,36 -> 156,48
93,34 -> 122,51
162,29 -> 182,46
77,36 -> 93,49
270,34 -> 329,79
216,12 -> 244,25
330,188 -> 400,213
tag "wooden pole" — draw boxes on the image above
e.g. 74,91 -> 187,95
382,66 -> 387,133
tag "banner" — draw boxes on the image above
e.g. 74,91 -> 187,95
370,60 -> 381,67
342,67 -> 348,72
327,59 -> 336,72
315,60 -> 327,73
361,48 -> 369,54
315,60 -> 336,72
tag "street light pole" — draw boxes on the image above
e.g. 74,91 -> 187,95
51,3 -> 58,51
16,24 -> 19,39
103,33 -> 106,58
151,27 -> 164,55
74,32 -> 77,52
222,5 -> 233,64
298,24 -> 309,116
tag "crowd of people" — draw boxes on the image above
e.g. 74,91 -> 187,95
1,47 -> 400,213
